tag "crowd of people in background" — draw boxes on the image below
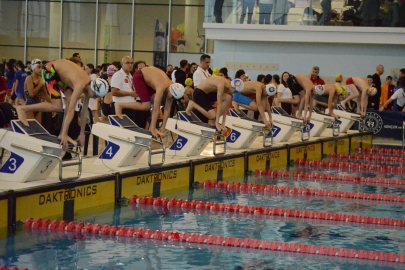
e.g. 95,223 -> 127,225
0,53 -> 404,139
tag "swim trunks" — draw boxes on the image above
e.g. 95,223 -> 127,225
233,92 -> 253,106
287,75 -> 304,96
346,77 -> 354,85
42,62 -> 68,100
133,70 -> 156,103
193,88 -> 218,112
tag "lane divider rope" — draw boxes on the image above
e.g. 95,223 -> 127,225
23,217 -> 405,265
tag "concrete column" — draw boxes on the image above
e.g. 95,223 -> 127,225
185,0 -> 198,53
49,2 -> 60,48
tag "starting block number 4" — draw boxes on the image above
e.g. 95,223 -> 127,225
100,142 -> 120,160
0,152 -> 24,174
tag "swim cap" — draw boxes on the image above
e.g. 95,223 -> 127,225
335,73 -> 343,83
265,84 -> 277,97
91,78 -> 109,98
231,79 -> 244,93
337,85 -> 348,96
107,65 -> 116,76
315,85 -> 325,95
368,87 -> 377,96
31,59 -> 42,70
212,68 -> 220,76
185,78 -> 193,86
170,83 -> 185,99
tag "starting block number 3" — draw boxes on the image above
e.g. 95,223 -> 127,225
0,153 -> 24,174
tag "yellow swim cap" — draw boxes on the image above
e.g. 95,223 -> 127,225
335,74 -> 343,83
337,85 -> 348,96
212,68 -> 220,76
185,78 -> 193,86
368,87 -> 377,96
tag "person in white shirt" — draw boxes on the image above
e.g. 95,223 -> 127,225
380,78 -> 405,112
276,72 -> 293,115
193,54 -> 211,88
85,63 -> 100,123
111,56 -> 137,106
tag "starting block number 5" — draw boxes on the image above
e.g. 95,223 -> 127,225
0,153 -> 24,174
170,135 -> 188,151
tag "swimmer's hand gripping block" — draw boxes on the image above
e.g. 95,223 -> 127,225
325,105 -> 363,133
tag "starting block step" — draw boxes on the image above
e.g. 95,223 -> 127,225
298,109 -> 339,137
91,115 -> 165,167
165,111 -> 226,157
220,109 -> 272,149
266,107 -> 310,142
0,120 -> 82,183
325,105 -> 363,133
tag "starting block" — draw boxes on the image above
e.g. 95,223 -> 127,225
91,115 -> 165,167
299,108 -> 340,137
0,120 -> 82,183
325,105 -> 363,133
266,107 -> 310,142
165,111 -> 226,157
220,109 -> 273,149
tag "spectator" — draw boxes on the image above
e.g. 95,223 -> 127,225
366,74 -> 375,108
263,74 -> 273,85
240,0 -> 256,24
99,63 -> 108,79
319,0 -> 332,25
69,57 -> 83,67
372,64 -> 384,110
380,76 -> 395,110
101,65 -> 118,121
85,63 -> 100,123
257,74 -> 265,83
13,60 -> 28,106
25,61 -> 32,75
393,69 -> 405,111
235,69 -> 247,81
73,53 -> 81,59
24,59 -> 47,122
0,70 -> 7,103
175,60 -> 189,87
259,0 -> 273,24
273,74 -> 280,88
0,58 -> 6,75
132,60 -> 146,75
4,62 -> 15,104
277,72 -> 293,115
380,78 -> 405,112
166,64 -> 173,79
190,62 -> 198,75
309,66 -> 325,85
214,0 -> 225,23
193,54 -> 211,88
219,67 -> 231,81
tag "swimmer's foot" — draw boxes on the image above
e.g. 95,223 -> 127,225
16,106 -> 29,126
185,101 -> 194,116
114,103 -> 124,119
341,102 -> 346,110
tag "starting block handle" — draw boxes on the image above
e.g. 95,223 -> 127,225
10,143 -> 82,182
263,130 -> 273,148
213,134 -> 226,156
108,134 -> 165,167
332,122 -> 340,137
301,125 -> 310,141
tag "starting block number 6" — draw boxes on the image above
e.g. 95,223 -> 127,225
0,153 -> 24,174
226,130 -> 241,143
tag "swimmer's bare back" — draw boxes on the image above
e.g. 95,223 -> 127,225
53,59 -> 91,90
239,81 -> 264,96
140,66 -> 172,92
197,76 -> 231,94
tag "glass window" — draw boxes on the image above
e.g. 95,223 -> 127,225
0,46 -> 24,61
27,47 -> 59,63
133,4 -> 170,53
170,5 -> 205,53
62,49 -> 95,65
132,52 -> 154,67
27,1 -> 61,48
97,50 -> 131,65
98,3 -> 132,50
62,2 -> 96,49
0,1 -> 26,46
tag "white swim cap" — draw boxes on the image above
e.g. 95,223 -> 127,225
315,85 -> 326,96
31,59 -> 42,70
368,87 -> 377,96
170,83 -> 185,99
91,78 -> 109,98
231,79 -> 244,93
266,84 -> 277,97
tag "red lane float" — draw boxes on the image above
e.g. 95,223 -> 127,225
0,267 -> 38,270
23,217 -> 405,266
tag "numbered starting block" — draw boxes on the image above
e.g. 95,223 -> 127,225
0,120 -> 82,183
165,111 -> 226,157
325,105 -> 363,133
91,115 -> 165,167
220,109 -> 273,149
266,107 -> 310,142
299,108 -> 340,137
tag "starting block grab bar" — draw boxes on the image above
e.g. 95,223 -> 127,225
108,135 -> 165,167
177,128 -> 226,156
273,120 -> 309,142
10,143 -> 82,182
232,124 -> 273,148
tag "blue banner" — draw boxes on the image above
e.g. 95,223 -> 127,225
359,111 -> 405,140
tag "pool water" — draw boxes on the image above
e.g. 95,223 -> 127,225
2,155 -> 405,269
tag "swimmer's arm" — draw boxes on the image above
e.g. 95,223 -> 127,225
216,83 -> 224,125
79,92 -> 90,136
303,90 -> 312,119
328,92 -> 335,116
256,90 -> 269,126
26,76 -> 43,97
152,91 -> 166,132
380,98 -> 394,112
361,90 -> 367,115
